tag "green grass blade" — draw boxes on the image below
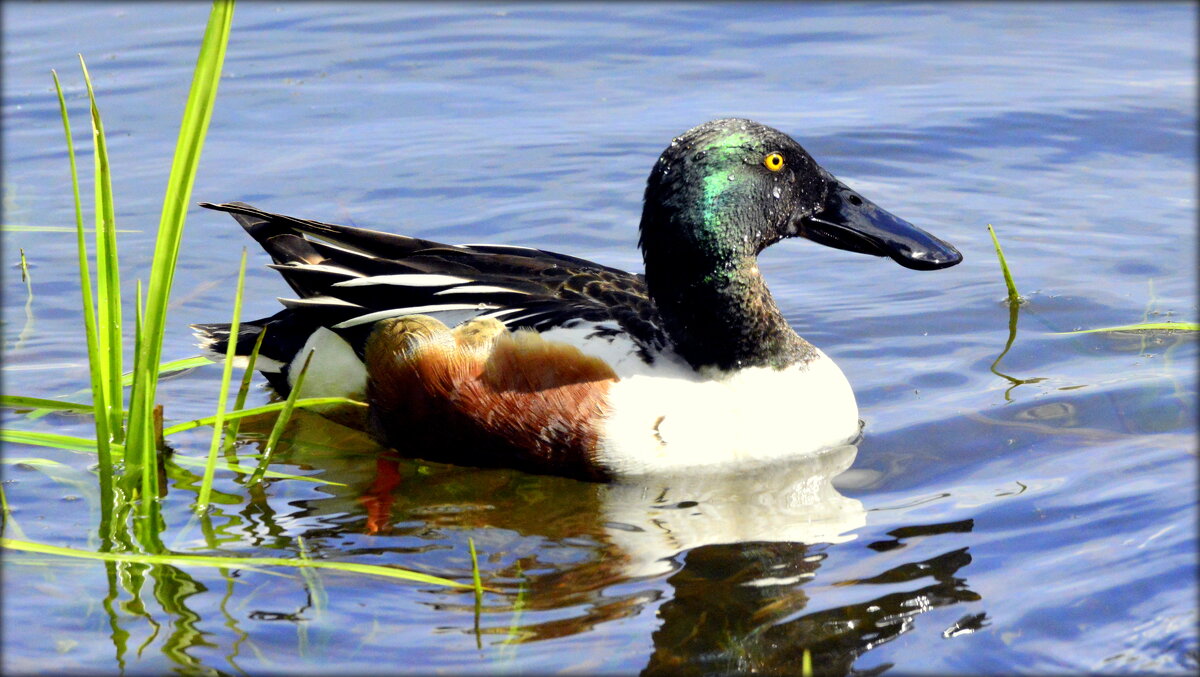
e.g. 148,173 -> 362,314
127,0 -> 234,459
0,484 -> 29,541
498,565 -> 528,652
52,69 -> 115,546
12,248 -> 35,352
1,457 -> 72,468
225,328 -> 267,445
170,456 -> 346,486
249,350 -> 314,485
128,356 -> 213,385
1,538 -> 472,588
196,249 -> 248,513
0,429 -> 122,454
1056,322 -> 1199,335
161,397 -> 366,437
140,393 -> 160,511
0,445 -> 338,488
468,538 -> 484,602
468,537 -> 484,649
79,55 -> 125,447
134,280 -> 143,395
987,224 -> 1021,306
296,537 -> 328,616
1,396 -> 95,413
132,279 -> 163,526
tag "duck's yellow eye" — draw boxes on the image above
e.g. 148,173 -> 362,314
763,152 -> 785,172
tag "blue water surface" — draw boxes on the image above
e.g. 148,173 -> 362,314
2,2 -> 1196,674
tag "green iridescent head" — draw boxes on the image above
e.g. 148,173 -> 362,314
639,118 -> 826,269
636,118 -> 962,369
638,118 -> 961,277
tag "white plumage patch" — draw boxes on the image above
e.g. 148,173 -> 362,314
288,327 -> 368,401
332,274 -> 470,288
595,349 -> 861,475
279,296 -> 363,309
433,285 -> 530,296
477,308 -> 527,320
269,262 -> 365,278
461,243 -> 539,252
332,303 -> 500,329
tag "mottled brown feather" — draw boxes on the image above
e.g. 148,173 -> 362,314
365,315 -> 617,481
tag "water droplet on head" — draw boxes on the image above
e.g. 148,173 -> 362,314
728,175 -> 735,182
772,186 -> 782,199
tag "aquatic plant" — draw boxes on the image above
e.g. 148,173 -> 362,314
0,0 -> 463,591
986,224 -> 1021,306
1059,321 -> 1198,334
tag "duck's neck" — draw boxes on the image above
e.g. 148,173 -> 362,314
644,251 -> 816,372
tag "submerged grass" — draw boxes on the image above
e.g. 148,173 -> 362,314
0,484 -> 28,541
1057,322 -> 1199,334
1,395 -> 97,413
161,397 -> 367,436
2,538 -> 472,588
12,248 -> 35,351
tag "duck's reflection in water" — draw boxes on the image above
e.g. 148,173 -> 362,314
245,412 -> 979,675
598,444 -> 865,579
643,531 -> 978,676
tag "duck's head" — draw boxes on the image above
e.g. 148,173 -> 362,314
638,118 -> 962,274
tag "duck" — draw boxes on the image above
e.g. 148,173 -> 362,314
195,118 -> 961,481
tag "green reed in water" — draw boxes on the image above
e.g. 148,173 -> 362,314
986,224 -> 1022,306
195,248 -> 248,512
1059,321 -> 1199,334
990,224 -> 1195,334
0,0 -> 466,592
3,538 -> 470,588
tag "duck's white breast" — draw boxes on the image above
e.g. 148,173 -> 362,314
595,348 -> 860,476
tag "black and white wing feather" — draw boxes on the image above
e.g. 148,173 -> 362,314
194,202 -> 668,364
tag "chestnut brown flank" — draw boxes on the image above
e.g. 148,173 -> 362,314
365,315 -> 617,481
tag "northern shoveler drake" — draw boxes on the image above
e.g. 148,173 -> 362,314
195,118 -> 961,481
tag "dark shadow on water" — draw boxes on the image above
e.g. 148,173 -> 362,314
643,539 -> 979,677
